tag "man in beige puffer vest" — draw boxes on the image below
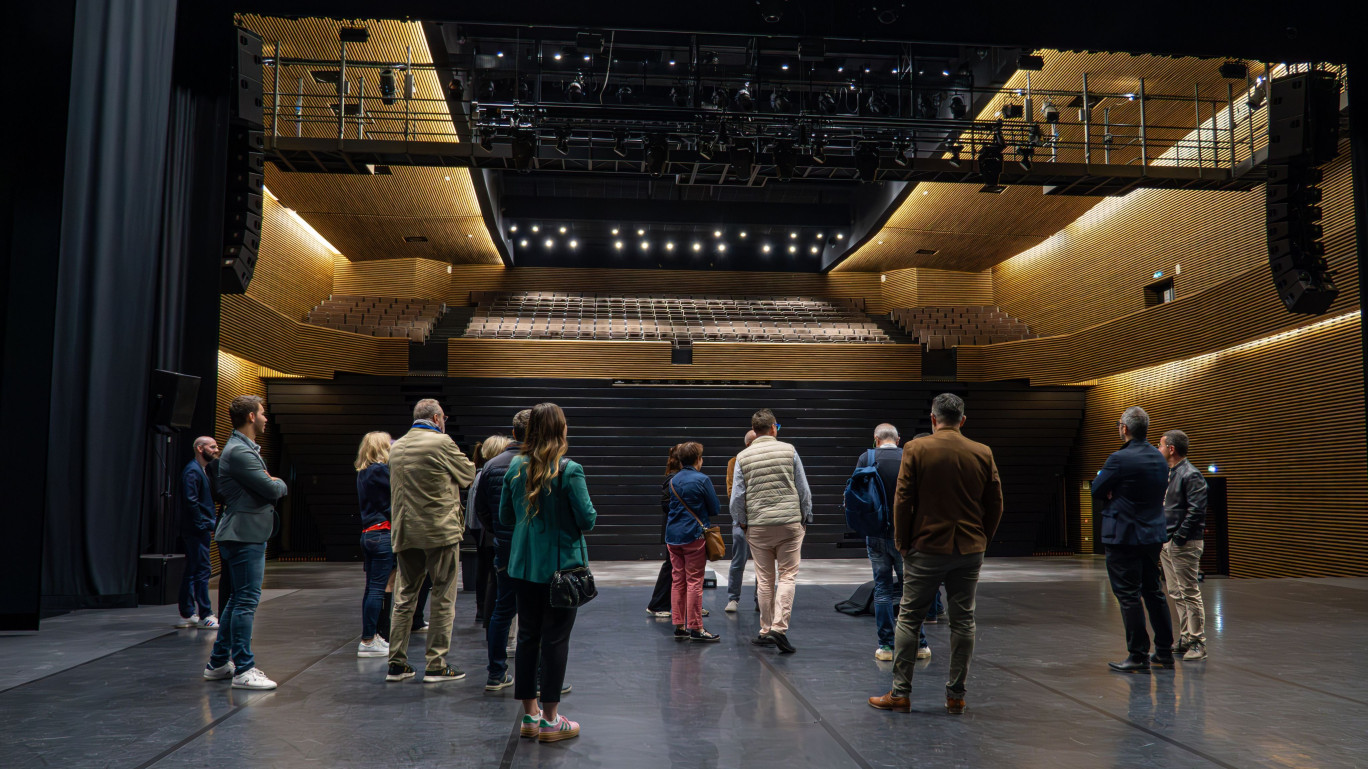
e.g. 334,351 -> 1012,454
729,409 -> 812,653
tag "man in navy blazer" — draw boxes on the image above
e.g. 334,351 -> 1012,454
1092,406 -> 1175,673
176,436 -> 220,629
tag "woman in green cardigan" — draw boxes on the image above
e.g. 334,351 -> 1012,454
498,402 -> 597,743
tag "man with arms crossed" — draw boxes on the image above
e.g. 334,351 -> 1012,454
869,393 -> 1001,715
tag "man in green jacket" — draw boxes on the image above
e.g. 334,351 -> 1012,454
385,398 -> 477,684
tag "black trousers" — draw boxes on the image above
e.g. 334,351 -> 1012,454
647,560 -> 672,612
474,545 -> 496,622
512,578 -> 577,704
1105,543 -> 1175,656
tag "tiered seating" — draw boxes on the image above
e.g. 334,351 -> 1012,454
890,306 -> 1035,349
465,291 -> 893,344
304,294 -> 446,342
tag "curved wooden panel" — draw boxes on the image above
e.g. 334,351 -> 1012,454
332,256 -> 450,300
915,269 -> 995,306
448,339 -> 920,381
247,195 -> 336,321
221,294 -> 410,378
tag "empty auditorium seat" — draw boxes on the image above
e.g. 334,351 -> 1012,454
302,294 -> 447,342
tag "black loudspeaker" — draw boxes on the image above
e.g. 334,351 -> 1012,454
1267,71 -> 1341,164
232,27 -> 264,127
138,554 -> 187,605
1265,158 -> 1337,314
150,369 -> 202,429
222,118 -> 265,293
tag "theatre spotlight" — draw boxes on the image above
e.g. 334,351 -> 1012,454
1041,97 -> 1060,123
710,87 -> 729,109
949,95 -> 967,119
947,143 -> 964,167
379,69 -> 398,105
731,140 -> 755,179
617,85 -> 636,104
613,130 -> 628,158
698,134 -> 718,160
757,0 -> 786,23
772,141 -> 798,181
565,76 -> 585,103
854,142 -> 880,181
735,82 -> 755,111
1017,143 -> 1034,171
810,137 -> 826,164
770,87 -> 793,113
866,91 -> 889,116
669,86 -> 689,107
645,137 -> 669,178
511,132 -> 536,173
817,90 -> 838,115
892,140 -> 911,167
977,134 -> 1005,191
478,128 -> 494,151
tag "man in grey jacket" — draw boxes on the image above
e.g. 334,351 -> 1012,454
203,395 -> 288,691
730,409 -> 812,653
1158,429 -> 1208,661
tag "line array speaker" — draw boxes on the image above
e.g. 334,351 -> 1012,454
1263,70 -> 1341,315
223,27 -> 266,293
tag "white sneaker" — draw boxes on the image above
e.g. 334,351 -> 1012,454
231,667 -> 278,690
203,661 -> 235,680
198,615 -> 219,629
916,645 -> 932,660
357,637 -> 389,657
176,614 -> 200,628
724,600 -> 739,613
412,623 -> 430,633
874,646 -> 894,661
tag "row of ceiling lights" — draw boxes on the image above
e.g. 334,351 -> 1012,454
513,237 -> 828,255
509,223 -> 843,241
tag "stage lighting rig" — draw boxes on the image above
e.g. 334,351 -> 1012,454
669,86 -> 689,107
978,124 -> 1006,191
555,127 -> 571,155
511,132 -> 536,173
949,95 -> 968,119
772,141 -> 798,181
1017,142 -> 1034,171
771,88 -> 793,113
565,76 -> 585,103
478,128 -> 494,151
379,69 -> 398,105
947,143 -> 964,167
1041,97 -> 1060,123
757,0 -> 787,22
866,91 -> 889,116
735,82 -> 755,112
613,130 -> 628,158
810,137 -> 827,164
645,137 -> 669,178
817,90 -> 838,115
854,142 -> 880,181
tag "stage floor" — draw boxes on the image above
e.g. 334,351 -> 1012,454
2,558 -> 1365,768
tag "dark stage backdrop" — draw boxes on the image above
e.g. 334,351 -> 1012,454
264,376 -> 1085,562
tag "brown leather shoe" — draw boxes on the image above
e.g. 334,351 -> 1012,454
945,692 -> 967,715
868,692 -> 911,712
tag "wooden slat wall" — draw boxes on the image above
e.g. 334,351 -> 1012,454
915,269 -> 995,306
448,265 -> 885,311
881,268 -> 918,309
332,256 -> 450,300
246,194 -> 336,321
1076,316 -> 1366,578
993,141 -> 1355,336
221,294 -> 410,378
448,339 -> 921,380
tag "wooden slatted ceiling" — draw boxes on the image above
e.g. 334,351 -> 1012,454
992,139 -> 1355,337
246,194 -> 336,320
838,51 -> 1265,274
332,256 -> 450,300
447,339 -> 921,380
221,294 -> 409,379
237,15 -> 457,143
447,265 -> 886,311
264,166 -> 500,264
1077,316 -> 1366,578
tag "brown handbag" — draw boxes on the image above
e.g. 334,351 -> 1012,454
670,479 -> 726,561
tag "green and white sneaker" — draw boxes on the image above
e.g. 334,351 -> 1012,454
520,711 -> 541,738
874,645 -> 894,661
538,714 -> 581,743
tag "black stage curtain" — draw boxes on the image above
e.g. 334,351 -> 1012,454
41,0 -> 179,611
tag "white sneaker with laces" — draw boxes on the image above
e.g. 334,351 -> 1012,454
357,637 -> 389,657
724,600 -> 739,613
874,646 -> 894,661
198,615 -> 219,629
231,667 -> 278,690
203,661 -> 235,680
176,615 -> 200,629
916,645 -> 932,660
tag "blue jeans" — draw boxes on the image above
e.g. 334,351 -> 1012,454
361,530 -> 395,638
928,587 -> 944,618
728,525 -> 751,602
867,537 -> 925,648
209,541 -> 267,673
486,543 -> 518,679
178,529 -> 213,619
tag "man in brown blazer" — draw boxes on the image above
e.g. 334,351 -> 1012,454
386,398 -> 477,684
869,392 -> 1002,716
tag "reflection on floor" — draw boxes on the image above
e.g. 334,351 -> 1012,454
2,558 -> 1364,768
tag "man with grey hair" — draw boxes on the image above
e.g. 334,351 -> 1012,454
1158,429 -> 1208,661
1093,406 -> 1174,673
386,398 -> 477,683
870,393 -> 1001,716
852,423 -> 930,662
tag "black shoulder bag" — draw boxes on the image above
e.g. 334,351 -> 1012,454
549,458 -> 597,608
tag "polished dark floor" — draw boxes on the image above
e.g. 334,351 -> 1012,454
2,559 -> 1366,768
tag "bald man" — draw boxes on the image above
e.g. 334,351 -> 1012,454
724,430 -> 758,613
177,436 -> 220,628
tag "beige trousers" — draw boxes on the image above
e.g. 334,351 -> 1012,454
388,543 -> 459,671
746,522 -> 805,634
1160,539 -> 1206,643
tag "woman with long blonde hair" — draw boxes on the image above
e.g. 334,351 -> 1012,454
498,403 -> 596,743
355,431 -> 394,658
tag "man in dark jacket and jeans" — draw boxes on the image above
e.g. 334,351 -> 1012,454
177,436 -> 219,628
1158,429 -> 1208,661
479,409 -> 528,691
1093,406 -> 1175,673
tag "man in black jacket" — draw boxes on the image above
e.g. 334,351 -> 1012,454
1092,406 -> 1174,673
177,436 -> 219,628
1158,429 -> 1208,661
479,410 -> 528,691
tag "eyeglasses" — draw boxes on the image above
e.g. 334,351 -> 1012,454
774,423 -> 782,431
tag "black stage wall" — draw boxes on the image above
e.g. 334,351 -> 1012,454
265,376 -> 1085,562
